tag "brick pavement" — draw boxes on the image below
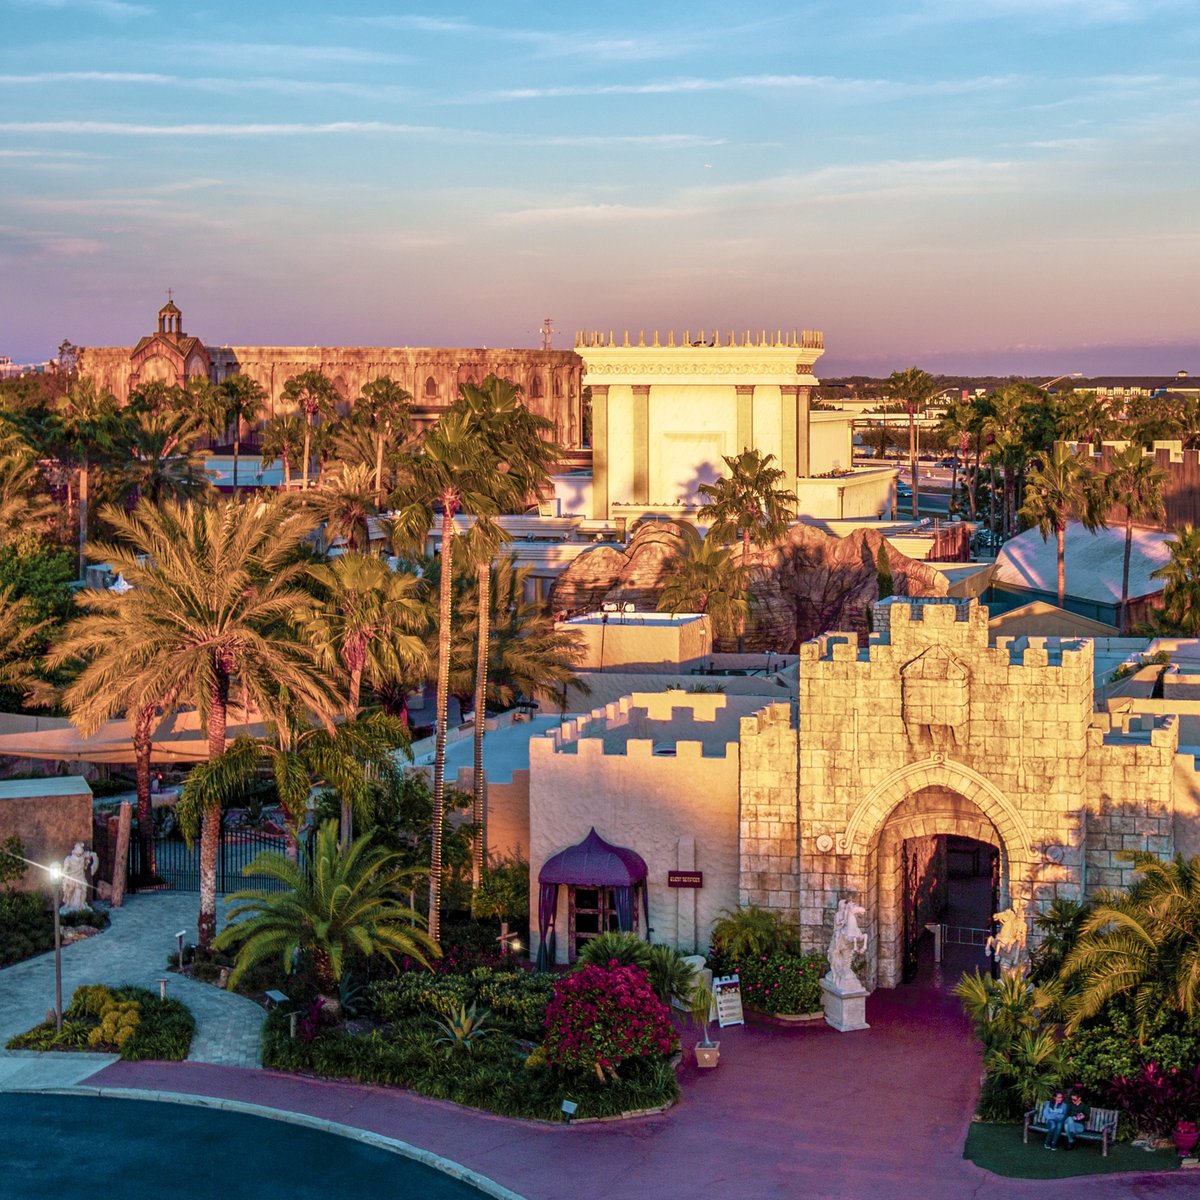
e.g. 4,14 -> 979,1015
0,892 -> 264,1072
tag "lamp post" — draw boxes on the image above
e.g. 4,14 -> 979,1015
47,864 -> 62,1033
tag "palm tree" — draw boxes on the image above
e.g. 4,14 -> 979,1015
657,523 -> 749,646
1057,390 -> 1113,451
216,374 -> 267,498
212,819 -> 439,996
356,377 -> 413,502
295,554 -> 426,846
52,498 -> 340,946
391,409 -> 496,942
887,367 -> 939,518
306,463 -> 378,554
0,585 -> 52,708
112,409 -> 213,508
53,378 -> 120,578
260,413 -> 306,488
0,436 -> 57,548
698,448 -> 797,563
938,400 -> 974,515
985,386 -> 1028,539
1061,852 -> 1200,1038
1151,526 -> 1200,636
281,370 -> 340,489
1105,445 -> 1167,634
1018,443 -> 1098,609
452,376 -> 559,890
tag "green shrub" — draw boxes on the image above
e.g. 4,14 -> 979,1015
645,943 -> 698,1007
575,931 -> 651,971
735,952 -> 827,1015
260,1008 -> 678,1121
0,890 -> 52,966
709,905 -> 798,961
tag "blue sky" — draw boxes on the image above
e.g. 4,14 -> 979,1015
2,0 -> 1199,374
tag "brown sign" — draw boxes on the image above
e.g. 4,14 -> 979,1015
667,870 -> 703,888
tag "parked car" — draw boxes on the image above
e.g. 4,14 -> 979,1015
939,457 -> 958,468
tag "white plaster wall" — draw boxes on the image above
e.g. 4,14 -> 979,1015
563,619 -> 709,672
529,736 -> 741,962
752,386 -> 783,463
809,416 -> 854,474
648,384 -> 737,504
606,386 -> 636,505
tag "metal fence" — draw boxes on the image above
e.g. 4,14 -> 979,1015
127,822 -> 292,894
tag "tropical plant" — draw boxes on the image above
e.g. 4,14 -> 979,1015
213,373 -> 267,498
1029,896 -> 1090,984
645,943 -> 698,1008
1108,1061 -> 1200,1138
260,413 -> 306,488
432,1002 -> 496,1052
51,497 -> 340,946
1104,444 -> 1167,633
887,367 -> 939,518
737,951 -> 827,1015
1018,443 -> 1101,609
471,855 -> 530,924
213,819 -> 440,995
0,584 -> 53,708
280,369 -> 340,489
576,930 -> 652,972
0,435 -> 57,550
306,463 -> 378,553
690,978 -> 715,1048
355,376 -> 413,501
543,960 -> 677,1082
1061,851 -> 1200,1037
709,905 -> 798,961
657,523 -> 749,644
1150,526 -> 1200,636
112,408 -> 213,508
698,447 -> 797,562
1057,389 -> 1114,450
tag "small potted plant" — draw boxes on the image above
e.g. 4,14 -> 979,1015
690,979 -> 719,1068
1174,1119 -> 1199,1156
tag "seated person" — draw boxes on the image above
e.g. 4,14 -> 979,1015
1064,1089 -> 1090,1148
1042,1090 -> 1068,1149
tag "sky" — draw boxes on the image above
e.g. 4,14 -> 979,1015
2,0 -> 1199,376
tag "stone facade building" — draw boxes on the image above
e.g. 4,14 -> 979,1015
78,301 -> 587,448
527,595 -> 1191,989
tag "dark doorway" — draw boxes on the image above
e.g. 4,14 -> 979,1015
902,834 -> 998,984
568,885 -> 631,961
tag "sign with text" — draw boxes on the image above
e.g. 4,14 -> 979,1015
713,974 -> 744,1028
667,870 -> 703,888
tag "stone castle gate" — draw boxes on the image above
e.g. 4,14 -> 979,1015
738,596 -> 1179,988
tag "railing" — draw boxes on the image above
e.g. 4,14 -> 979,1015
128,819 -> 292,894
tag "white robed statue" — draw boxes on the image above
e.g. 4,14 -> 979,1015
826,899 -> 867,991
60,842 -> 98,913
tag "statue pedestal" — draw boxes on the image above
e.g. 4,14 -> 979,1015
821,977 -> 870,1033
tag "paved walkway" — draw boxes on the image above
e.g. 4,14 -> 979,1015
0,892 -> 264,1069
72,986 -> 1194,1200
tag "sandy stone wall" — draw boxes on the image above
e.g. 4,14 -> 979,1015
0,780 -> 93,894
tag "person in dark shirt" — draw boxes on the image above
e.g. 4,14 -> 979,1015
1064,1090 -> 1090,1149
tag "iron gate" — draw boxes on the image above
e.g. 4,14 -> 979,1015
128,821 -> 291,894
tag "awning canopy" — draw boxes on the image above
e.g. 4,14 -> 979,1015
538,827 -> 648,887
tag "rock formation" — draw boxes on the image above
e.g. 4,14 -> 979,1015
549,520 -> 947,652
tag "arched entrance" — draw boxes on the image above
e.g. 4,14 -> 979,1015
871,788 -> 1002,987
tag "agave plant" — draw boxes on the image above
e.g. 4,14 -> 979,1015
432,1002 -> 496,1052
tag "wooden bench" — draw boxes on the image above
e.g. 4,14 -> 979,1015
1024,1106 -> 1120,1156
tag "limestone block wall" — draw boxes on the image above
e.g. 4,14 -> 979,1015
1085,712 -> 1178,890
0,778 -> 93,893
528,694 -> 742,962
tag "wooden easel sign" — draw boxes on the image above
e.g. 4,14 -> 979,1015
713,974 -> 744,1028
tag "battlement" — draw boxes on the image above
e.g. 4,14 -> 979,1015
575,328 -> 823,350
1090,710 -> 1179,751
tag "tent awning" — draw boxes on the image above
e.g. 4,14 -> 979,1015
538,826 -> 647,887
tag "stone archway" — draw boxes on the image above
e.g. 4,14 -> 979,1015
869,787 -> 1004,988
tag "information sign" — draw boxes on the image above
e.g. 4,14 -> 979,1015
667,870 -> 703,888
713,973 -> 744,1028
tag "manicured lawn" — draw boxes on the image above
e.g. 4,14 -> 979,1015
964,1121 -> 1180,1179
0,1094 -> 488,1199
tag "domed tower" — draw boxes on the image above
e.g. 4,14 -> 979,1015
157,297 -> 184,339
128,293 -> 210,394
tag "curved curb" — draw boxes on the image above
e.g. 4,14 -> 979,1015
14,1084 -> 526,1200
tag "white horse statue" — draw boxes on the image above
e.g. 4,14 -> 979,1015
985,906 -> 1027,974
826,899 -> 868,991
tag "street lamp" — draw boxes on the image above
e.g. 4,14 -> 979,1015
47,863 -> 63,1033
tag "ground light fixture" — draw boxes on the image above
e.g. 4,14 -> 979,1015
176,930 -> 187,972
561,1099 -> 577,1123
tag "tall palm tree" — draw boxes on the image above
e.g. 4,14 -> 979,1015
1104,445 -> 1167,633
0,584 -> 53,708
281,370 -> 340,490
391,409 -> 496,942
1061,852 -> 1200,1038
212,819 -> 439,997
887,367 -> 939,518
938,400 -> 974,516
1018,443 -> 1098,609
1151,525 -> 1200,636
52,497 -> 339,946
216,374 -> 267,499
113,409 -> 213,508
1057,389 -> 1113,451
657,523 -> 749,645
356,377 -> 413,502
0,435 -> 57,548
453,375 -> 559,890
295,553 -> 426,846
306,463 -> 378,553
698,448 -> 797,563
260,413 -> 306,488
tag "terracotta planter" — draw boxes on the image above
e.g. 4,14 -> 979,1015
695,1042 -> 720,1069
1174,1129 -> 1199,1156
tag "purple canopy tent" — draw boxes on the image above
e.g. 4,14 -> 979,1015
536,827 -> 649,969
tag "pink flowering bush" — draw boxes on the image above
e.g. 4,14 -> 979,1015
543,960 -> 678,1082
737,952 -> 828,1015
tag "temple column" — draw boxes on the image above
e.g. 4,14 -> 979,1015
632,384 -> 650,504
736,384 -> 754,453
591,384 -> 610,519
